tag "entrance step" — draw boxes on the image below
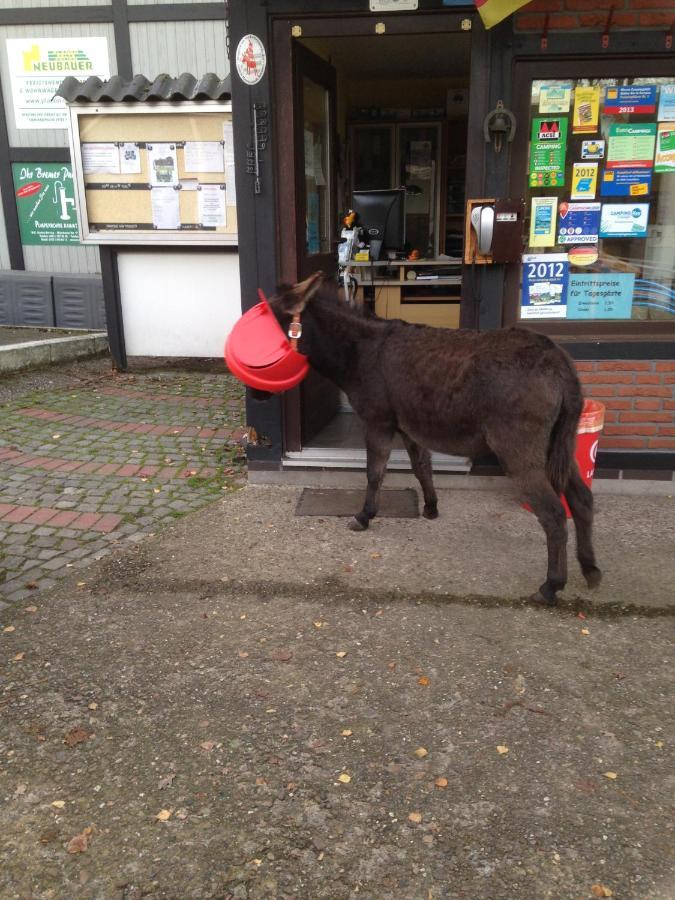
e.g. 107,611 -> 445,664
283,447 -> 471,472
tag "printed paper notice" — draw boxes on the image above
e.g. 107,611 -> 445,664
657,84 -> 675,121
529,197 -> 557,248
539,84 -> 572,114
654,122 -> 675,173
572,86 -> 600,133
151,187 -> 180,229
82,143 -> 120,174
223,121 -> 237,206
198,184 -> 226,228
148,143 -> 178,186
599,203 -> 649,238
119,142 -> 141,174
529,117 -> 568,187
184,142 -> 225,173
567,273 -> 635,320
521,253 -> 569,319
606,124 -> 656,169
571,162 -> 598,200
304,130 -> 315,178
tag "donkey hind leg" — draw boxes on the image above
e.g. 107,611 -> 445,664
349,429 -> 394,532
517,470 -> 569,606
564,466 -> 602,589
401,433 -> 438,519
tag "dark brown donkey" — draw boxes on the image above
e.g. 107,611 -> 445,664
269,271 -> 601,605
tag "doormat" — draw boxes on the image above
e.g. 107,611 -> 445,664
295,488 -> 419,518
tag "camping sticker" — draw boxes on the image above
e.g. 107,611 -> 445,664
607,124 -> 657,169
572,86 -> 600,134
558,202 -> 601,245
529,117 -> 568,187
236,34 -> 266,85
571,163 -> 599,200
521,253 -> 569,319
603,85 -> 657,116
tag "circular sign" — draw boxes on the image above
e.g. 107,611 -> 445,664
568,245 -> 599,267
236,34 -> 266,85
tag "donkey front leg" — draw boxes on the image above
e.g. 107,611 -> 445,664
349,428 -> 394,532
400,433 -> 438,519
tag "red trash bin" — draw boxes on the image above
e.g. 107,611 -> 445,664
562,398 -> 605,517
524,399 -> 605,518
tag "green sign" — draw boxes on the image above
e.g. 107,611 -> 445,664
529,116 -> 568,188
12,162 -> 79,245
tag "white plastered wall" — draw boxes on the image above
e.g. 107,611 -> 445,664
118,250 -> 241,357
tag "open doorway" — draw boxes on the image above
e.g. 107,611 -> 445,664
278,19 -> 473,469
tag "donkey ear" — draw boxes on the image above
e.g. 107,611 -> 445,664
280,271 -> 325,315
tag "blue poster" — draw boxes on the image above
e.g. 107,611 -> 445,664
600,203 -> 649,238
600,168 -> 652,197
603,85 -> 657,115
657,84 -> 675,121
521,253 -> 569,319
567,273 -> 635,319
558,202 -> 601,244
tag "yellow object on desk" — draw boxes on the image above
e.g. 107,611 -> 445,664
353,250 -> 370,262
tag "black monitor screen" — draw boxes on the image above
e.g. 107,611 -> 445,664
351,188 -> 405,260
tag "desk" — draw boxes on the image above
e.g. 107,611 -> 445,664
348,258 -> 462,329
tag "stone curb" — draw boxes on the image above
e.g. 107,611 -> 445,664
0,333 -> 109,374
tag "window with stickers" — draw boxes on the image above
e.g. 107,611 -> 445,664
520,77 -> 674,326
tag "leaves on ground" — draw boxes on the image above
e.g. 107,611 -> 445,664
66,826 -> 93,854
435,777 -> 448,789
199,740 -> 217,752
3,626 -> 15,633
418,676 -> 430,686
51,800 -> 66,809
269,648 -> 292,662
603,771 -> 618,780
155,809 -> 172,822
335,651 -> 348,659
337,773 -> 351,784
341,729 -> 353,737
158,774 -> 176,790
497,745 -> 509,755
591,885 -> 613,897
414,747 -> 428,759
12,652 -> 24,661
408,812 -> 422,824
64,728 -> 92,748
581,628 -> 590,636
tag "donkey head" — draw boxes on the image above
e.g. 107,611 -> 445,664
269,271 -> 326,324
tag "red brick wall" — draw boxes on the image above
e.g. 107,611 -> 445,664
575,361 -> 675,451
515,0 -> 675,31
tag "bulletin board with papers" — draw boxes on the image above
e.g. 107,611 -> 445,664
67,103 -> 237,245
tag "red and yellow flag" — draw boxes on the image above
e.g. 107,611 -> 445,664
475,0 -> 531,29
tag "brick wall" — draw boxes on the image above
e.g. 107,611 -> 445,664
575,361 -> 675,450
515,0 -> 675,32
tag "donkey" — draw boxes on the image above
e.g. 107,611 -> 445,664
269,271 -> 601,605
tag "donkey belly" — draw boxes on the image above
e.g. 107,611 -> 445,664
398,414 -> 490,459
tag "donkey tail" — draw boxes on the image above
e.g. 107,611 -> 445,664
546,359 -> 583,495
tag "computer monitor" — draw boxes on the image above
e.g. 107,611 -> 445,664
351,188 -> 406,260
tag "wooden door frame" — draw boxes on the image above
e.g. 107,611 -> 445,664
271,8 -> 481,451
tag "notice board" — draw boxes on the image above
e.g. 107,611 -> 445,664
67,102 -> 237,245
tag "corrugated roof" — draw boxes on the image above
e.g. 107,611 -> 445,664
55,73 -> 231,103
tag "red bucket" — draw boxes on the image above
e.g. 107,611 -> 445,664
225,291 -> 310,393
525,399 -> 605,518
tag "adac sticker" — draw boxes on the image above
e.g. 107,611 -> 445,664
236,34 -> 266,85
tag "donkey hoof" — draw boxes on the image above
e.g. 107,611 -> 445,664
348,516 -> 368,532
423,503 -> 439,520
531,582 -> 559,607
531,589 -> 557,607
583,565 -> 602,589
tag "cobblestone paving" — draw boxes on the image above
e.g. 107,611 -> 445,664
0,366 -> 246,606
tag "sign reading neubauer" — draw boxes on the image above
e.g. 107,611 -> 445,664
6,37 -> 109,129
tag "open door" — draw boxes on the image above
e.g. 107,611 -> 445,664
293,43 -> 342,444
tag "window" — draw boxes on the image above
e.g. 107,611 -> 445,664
520,77 -> 674,326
